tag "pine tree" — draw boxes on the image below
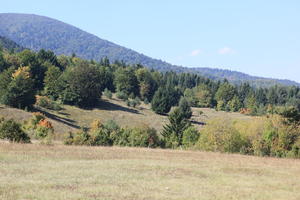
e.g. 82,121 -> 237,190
161,108 -> 190,148
178,97 -> 192,119
151,85 -> 181,115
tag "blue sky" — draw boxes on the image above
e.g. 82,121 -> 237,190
1,0 -> 300,82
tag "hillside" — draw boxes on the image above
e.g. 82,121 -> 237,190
0,35 -> 25,52
0,96 -> 253,138
0,13 -> 298,87
1,142 -> 300,200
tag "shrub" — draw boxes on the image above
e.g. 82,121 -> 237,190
133,97 -> 141,107
127,126 -> 160,148
290,139 -> 300,158
71,129 -> 91,145
64,132 -> 74,145
182,126 -> 200,148
35,95 -> 62,111
64,120 -> 116,146
251,115 -> 300,157
30,112 -> 46,127
0,119 -> 30,143
103,120 -> 120,132
103,88 -> 112,99
23,113 -> 54,143
197,118 -> 249,153
126,97 -> 141,108
144,98 -> 149,104
110,128 -> 131,146
116,91 -> 128,100
90,128 -> 112,146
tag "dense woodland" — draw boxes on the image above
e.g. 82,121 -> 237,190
1,47 -> 300,114
1,47 -> 300,158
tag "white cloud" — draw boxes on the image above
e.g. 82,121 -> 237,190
218,47 -> 235,55
190,49 -> 202,56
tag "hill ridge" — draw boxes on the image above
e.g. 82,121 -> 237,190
0,13 -> 298,87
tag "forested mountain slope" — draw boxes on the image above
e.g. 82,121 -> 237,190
0,13 -> 298,87
0,35 -> 25,52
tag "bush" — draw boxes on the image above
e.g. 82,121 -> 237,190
103,88 -> 112,99
103,120 -> 120,132
144,98 -> 149,104
182,126 -> 200,148
35,95 -> 62,111
116,91 -> 128,100
23,113 -> 54,144
90,128 -> 112,146
65,120 -> 117,146
197,118 -> 249,153
127,126 -> 160,148
126,97 -> 141,108
35,125 -> 53,144
0,119 -> 30,143
110,128 -> 131,146
64,132 -> 74,145
251,115 -> 300,157
30,112 -> 46,127
63,120 -> 160,148
290,139 -> 300,158
71,129 -> 91,145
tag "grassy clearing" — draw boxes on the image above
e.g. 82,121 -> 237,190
1,142 -> 300,200
0,96 -> 253,138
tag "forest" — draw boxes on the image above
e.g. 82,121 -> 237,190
1,47 -> 300,158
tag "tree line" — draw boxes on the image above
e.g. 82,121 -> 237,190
1,48 -> 300,115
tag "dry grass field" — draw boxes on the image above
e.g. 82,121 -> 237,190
0,96 -> 253,138
1,142 -> 300,200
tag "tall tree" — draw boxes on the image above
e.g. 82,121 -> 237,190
161,107 -> 191,148
114,67 -> 139,96
0,66 -> 35,108
43,65 -> 63,100
60,61 -> 104,107
178,97 -> 192,119
151,86 -> 180,115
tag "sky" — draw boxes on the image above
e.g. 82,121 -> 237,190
1,0 -> 300,82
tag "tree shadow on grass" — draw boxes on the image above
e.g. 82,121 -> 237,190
95,100 -> 141,114
33,108 -> 80,129
191,120 -> 206,126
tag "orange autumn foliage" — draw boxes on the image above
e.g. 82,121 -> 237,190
38,119 -> 53,130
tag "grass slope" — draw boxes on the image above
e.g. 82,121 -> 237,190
0,96 -> 252,138
1,143 -> 300,200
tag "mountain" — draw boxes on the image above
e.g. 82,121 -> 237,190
0,13 -> 298,87
0,35 -> 25,52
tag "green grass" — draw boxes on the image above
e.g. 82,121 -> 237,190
1,142 -> 300,200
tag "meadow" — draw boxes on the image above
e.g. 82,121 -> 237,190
0,95 -> 253,137
1,142 -> 300,200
